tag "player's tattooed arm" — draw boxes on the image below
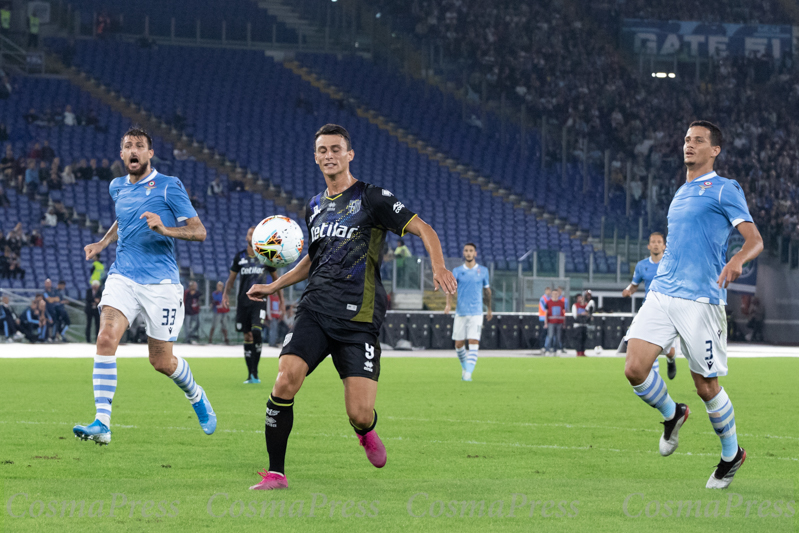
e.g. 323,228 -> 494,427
622,283 -> 638,297
247,255 -> 312,301
718,221 -> 763,288
140,213 -> 207,242
484,287 -> 493,321
404,216 -> 457,294
84,221 -> 118,260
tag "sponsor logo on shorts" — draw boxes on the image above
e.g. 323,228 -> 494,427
283,333 -> 293,347
364,361 -> 373,372
347,304 -> 357,311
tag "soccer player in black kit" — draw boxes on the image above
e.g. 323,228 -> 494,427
222,226 -> 284,383
246,124 -> 457,490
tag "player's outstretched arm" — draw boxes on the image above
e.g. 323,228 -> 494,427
140,213 -> 206,242
84,221 -> 118,260
718,222 -> 763,288
404,216 -> 456,294
247,255 -> 311,301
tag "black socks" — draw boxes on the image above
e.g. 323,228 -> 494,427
244,342 -> 254,377
265,395 -> 294,475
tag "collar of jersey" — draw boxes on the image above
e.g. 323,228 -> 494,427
462,262 -> 479,270
126,168 -> 158,186
689,170 -> 717,184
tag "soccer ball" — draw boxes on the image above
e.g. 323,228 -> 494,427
251,215 -> 304,268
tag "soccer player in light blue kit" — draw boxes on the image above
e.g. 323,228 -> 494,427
624,121 -> 762,489
621,232 -> 678,380
444,243 -> 491,381
73,128 -> 217,445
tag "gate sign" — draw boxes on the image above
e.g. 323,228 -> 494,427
726,230 -> 757,294
622,19 -> 793,59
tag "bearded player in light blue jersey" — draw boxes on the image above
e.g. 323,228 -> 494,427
73,128 -> 216,445
624,121 -> 762,489
444,242 -> 491,381
621,232 -> 678,380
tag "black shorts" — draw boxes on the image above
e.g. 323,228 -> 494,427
235,302 -> 266,334
280,309 -> 381,381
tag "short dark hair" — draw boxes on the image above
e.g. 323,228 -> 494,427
120,127 -> 153,150
314,124 -> 351,151
649,232 -> 665,241
689,120 -> 722,148
58,280 -> 65,285
463,242 -> 477,250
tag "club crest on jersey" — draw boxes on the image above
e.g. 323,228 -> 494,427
144,180 -> 156,196
309,204 -> 322,223
698,181 -> 713,196
347,199 -> 361,215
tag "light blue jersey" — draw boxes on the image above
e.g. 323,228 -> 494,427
650,171 -> 752,305
453,263 -> 490,316
632,257 -> 660,296
108,169 -> 197,285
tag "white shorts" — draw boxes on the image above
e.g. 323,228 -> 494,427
627,291 -> 727,378
99,274 -> 185,342
452,315 -> 483,341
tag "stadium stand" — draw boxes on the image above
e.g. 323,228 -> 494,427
53,39 -> 626,274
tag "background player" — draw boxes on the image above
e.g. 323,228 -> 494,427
222,226 -> 283,384
246,124 -> 457,490
624,121 -> 762,489
73,127 -> 216,445
621,232 -> 678,379
444,242 -> 491,381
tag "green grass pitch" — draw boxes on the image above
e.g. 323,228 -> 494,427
0,356 -> 797,532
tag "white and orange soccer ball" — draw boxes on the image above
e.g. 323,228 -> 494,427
251,215 -> 304,269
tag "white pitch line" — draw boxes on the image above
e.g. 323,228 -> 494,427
2,420 -> 796,463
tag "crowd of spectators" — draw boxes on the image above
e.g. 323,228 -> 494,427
370,0 -> 799,248
617,0 -> 783,25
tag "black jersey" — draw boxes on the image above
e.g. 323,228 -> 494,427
230,249 -> 276,305
299,180 -> 416,332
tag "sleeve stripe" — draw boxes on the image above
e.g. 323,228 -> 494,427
400,214 -> 418,237
718,184 -> 725,203
731,218 -> 745,227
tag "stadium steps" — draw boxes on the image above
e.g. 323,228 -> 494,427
43,53 -> 307,219
282,60 -> 587,244
422,290 -> 453,311
253,0 -> 326,48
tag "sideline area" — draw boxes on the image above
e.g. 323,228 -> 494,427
1,342 -> 797,359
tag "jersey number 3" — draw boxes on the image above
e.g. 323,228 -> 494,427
162,308 -> 177,326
